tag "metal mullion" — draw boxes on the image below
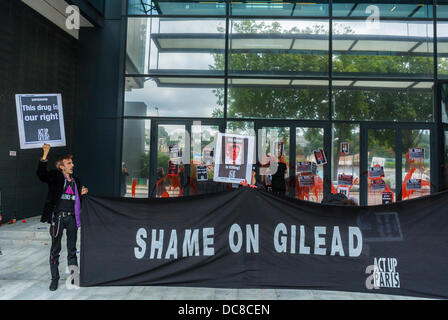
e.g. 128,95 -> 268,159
126,14 -> 227,19
289,126 -> 296,198
228,15 -> 330,20
359,123 -> 368,206
396,126 -> 403,202
332,16 -> 434,22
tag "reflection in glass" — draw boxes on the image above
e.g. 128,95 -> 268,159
125,77 -> 224,118
444,131 -> 448,190
333,1 -> 433,18
229,19 -> 329,76
443,84 -> 448,124
296,127 -> 324,203
155,125 -> 187,198
122,119 -> 151,198
230,0 -> 329,17
367,129 -> 396,206
259,127 -> 290,196
126,18 -> 225,75
128,0 -> 226,15
401,129 -> 431,200
190,124 -> 224,195
333,84 -> 433,122
437,0 -> 448,18
438,22 -> 448,79
228,82 -> 329,120
333,20 -> 433,77
332,123 -> 360,204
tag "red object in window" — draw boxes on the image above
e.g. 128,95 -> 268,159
131,179 -> 137,198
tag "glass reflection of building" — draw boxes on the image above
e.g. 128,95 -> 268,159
121,0 -> 448,205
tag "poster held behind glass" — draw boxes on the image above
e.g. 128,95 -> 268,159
213,133 -> 255,184
15,94 -> 66,149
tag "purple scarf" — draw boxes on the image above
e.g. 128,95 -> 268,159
66,176 -> 81,228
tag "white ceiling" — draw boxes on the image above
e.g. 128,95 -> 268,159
22,0 -> 94,40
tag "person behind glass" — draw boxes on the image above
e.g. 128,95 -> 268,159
271,154 -> 287,196
36,144 -> 88,291
120,162 -> 128,197
240,165 -> 265,189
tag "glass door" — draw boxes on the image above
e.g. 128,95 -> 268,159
366,128 -> 397,206
360,123 -> 434,205
295,127 -> 325,203
256,121 -> 328,202
150,120 -> 224,198
152,123 -> 189,198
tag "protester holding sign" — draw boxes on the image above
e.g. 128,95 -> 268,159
36,144 -> 88,291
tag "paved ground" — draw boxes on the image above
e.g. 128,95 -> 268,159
0,216 -> 431,300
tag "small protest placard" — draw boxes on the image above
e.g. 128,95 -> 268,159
340,142 -> 350,154
15,94 -> 66,149
406,178 -> 422,190
299,175 -> 315,187
369,166 -> 385,178
337,186 -> 349,198
371,179 -> 386,191
168,161 -> 179,176
313,149 -> 327,166
409,147 -> 425,160
382,192 -> 393,205
338,174 -> 353,186
169,144 -> 182,164
297,161 -> 317,174
203,147 -> 214,165
196,165 -> 208,181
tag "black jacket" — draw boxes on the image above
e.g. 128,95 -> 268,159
36,160 -> 82,224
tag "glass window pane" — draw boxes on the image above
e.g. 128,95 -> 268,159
333,83 -> 434,122
437,0 -> 448,18
226,121 -> 255,136
296,127 -> 324,203
122,119 -> 151,198
126,18 -> 225,75
402,129 -> 431,200
259,127 -> 290,196
333,1 -> 433,18
443,130 -> 448,189
155,124 -> 187,197
367,129 -> 396,206
229,19 -> 329,77
332,123 -> 360,204
438,22 -> 448,79
190,124 -> 225,195
443,84 -> 448,124
128,0 -> 226,15
228,80 -> 329,120
333,20 -> 433,78
230,0 -> 329,17
125,77 -> 224,117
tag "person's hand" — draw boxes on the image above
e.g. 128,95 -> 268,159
42,144 -> 50,161
81,186 -> 88,195
239,179 -> 248,187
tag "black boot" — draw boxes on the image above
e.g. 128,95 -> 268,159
49,279 -> 58,291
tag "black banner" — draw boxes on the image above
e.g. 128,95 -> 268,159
80,188 -> 448,299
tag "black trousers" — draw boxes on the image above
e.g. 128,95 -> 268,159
49,213 -> 78,281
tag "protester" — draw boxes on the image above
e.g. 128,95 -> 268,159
271,156 -> 287,196
120,162 -> 128,197
36,144 -> 88,291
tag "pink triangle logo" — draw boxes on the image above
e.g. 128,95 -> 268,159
66,185 -> 74,195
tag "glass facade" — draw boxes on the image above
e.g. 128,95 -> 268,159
122,0 -> 447,204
